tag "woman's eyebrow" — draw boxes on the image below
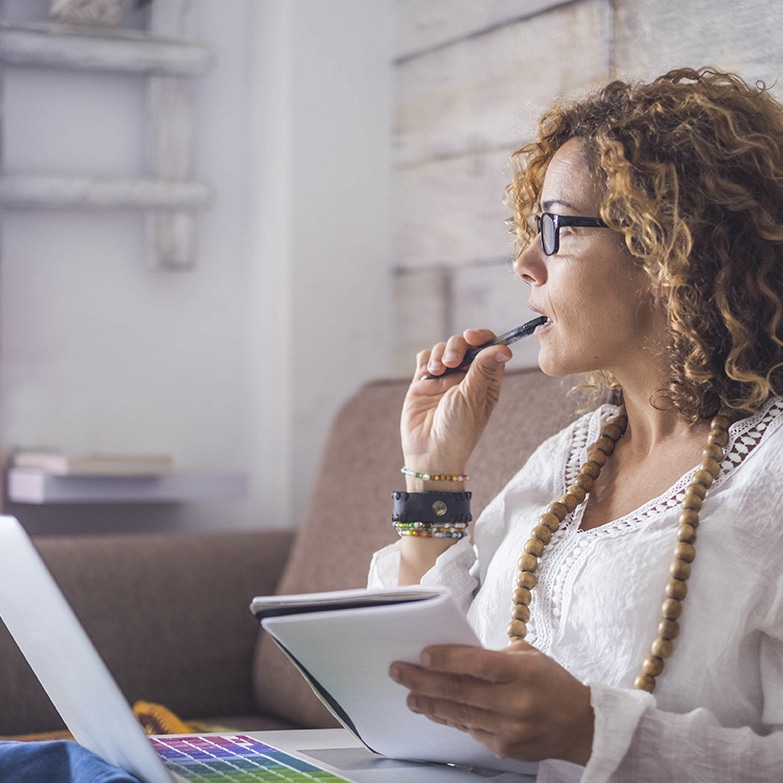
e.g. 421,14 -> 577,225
541,198 -> 578,212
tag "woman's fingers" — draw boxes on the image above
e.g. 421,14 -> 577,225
389,643 -> 595,766
419,329 -> 500,378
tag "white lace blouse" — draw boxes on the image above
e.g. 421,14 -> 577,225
369,397 -> 783,782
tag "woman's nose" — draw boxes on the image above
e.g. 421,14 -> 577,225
513,240 -> 546,286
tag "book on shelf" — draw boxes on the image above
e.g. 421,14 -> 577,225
250,585 -> 539,776
11,451 -> 174,477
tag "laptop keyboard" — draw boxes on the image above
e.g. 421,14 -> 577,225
151,734 -> 352,782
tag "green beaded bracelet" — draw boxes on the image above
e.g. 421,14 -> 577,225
401,467 -> 469,482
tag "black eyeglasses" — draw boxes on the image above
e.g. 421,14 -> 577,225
534,212 -> 608,256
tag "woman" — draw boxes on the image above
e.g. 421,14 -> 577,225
369,68 -> 783,781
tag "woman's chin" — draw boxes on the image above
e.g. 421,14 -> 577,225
536,353 -> 583,379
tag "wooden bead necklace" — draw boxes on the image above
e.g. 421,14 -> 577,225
507,408 -> 731,693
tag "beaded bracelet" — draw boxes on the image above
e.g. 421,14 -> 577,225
401,467 -> 469,482
393,520 -> 468,539
394,520 -> 469,532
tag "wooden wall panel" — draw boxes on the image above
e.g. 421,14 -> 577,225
396,0 -> 569,60
392,267 -> 449,373
613,0 -> 783,90
396,0 -> 610,166
396,148 -> 513,270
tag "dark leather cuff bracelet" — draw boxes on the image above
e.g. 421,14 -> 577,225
391,491 -> 472,524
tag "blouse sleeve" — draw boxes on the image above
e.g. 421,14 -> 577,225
582,681 -> 783,782
367,537 -> 480,615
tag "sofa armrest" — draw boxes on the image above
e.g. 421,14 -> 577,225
0,528 -> 294,736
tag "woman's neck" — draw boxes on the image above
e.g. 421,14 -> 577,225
580,397 -> 710,530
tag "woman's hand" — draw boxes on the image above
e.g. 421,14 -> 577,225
389,642 -> 594,766
401,329 -> 512,477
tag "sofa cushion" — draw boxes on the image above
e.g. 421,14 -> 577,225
252,367 -> 577,728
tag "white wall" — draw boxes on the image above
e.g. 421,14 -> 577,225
246,0 -> 394,532
0,0 -> 393,534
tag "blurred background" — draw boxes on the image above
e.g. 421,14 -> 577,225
1,0 -> 780,535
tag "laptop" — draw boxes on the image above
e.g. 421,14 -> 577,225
0,516 -> 530,783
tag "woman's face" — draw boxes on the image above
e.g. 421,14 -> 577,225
514,138 -> 665,382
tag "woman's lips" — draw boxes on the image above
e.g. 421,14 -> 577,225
534,316 -> 552,333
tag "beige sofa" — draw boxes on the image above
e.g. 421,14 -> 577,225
0,367 -> 576,736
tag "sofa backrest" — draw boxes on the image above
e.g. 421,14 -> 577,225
252,366 -> 578,727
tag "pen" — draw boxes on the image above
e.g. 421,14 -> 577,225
423,315 -> 548,379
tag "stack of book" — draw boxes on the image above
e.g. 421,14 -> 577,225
6,452 -> 247,505
10,451 -> 174,477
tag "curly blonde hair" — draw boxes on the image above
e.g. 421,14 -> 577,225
507,67 -> 783,421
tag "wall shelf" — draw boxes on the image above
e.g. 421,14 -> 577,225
0,3 -> 213,269
0,173 -> 211,209
6,468 -> 248,505
0,21 -> 212,76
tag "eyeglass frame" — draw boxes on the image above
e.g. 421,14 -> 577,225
534,212 -> 608,256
